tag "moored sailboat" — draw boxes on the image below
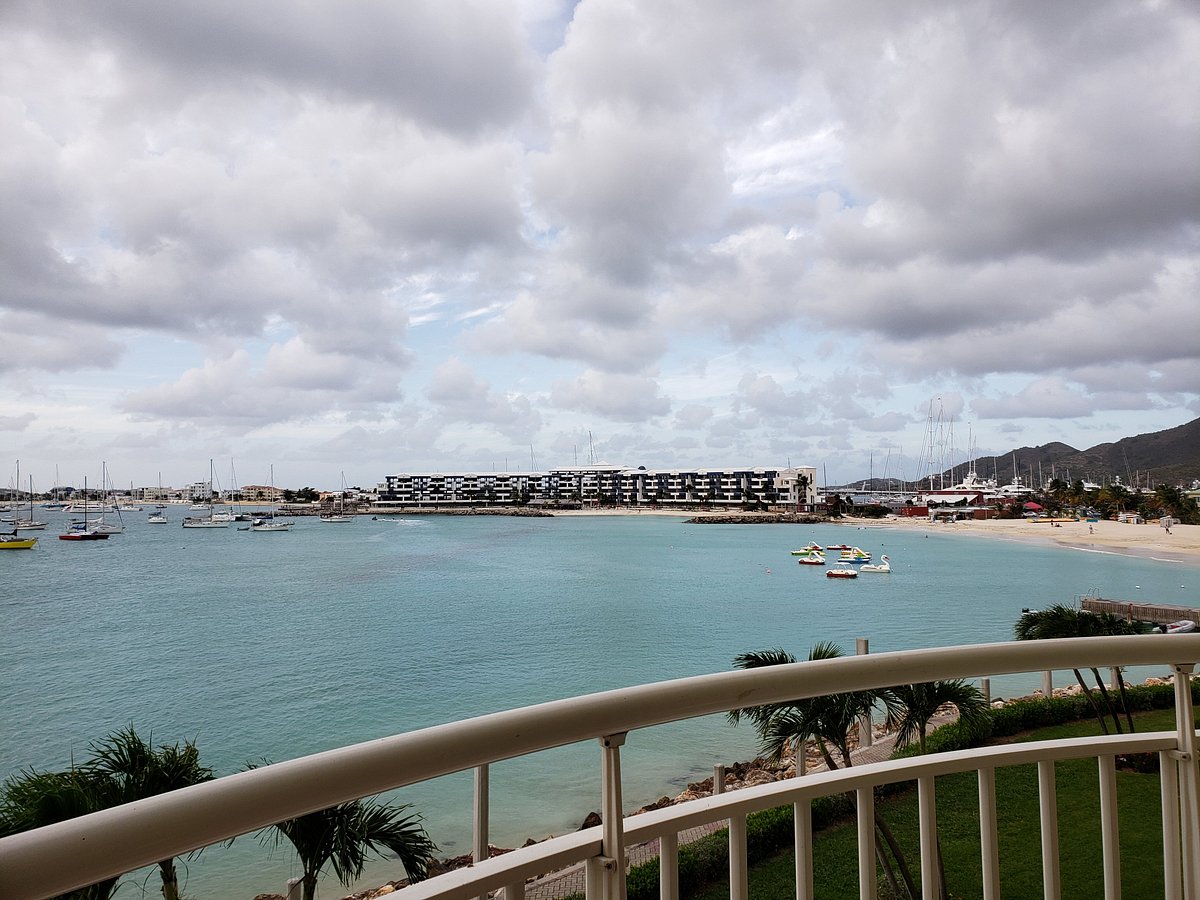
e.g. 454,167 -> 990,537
60,476 -> 109,541
319,472 -> 354,523
182,460 -> 229,528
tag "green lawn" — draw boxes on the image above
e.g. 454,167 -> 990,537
690,708 -> 1190,899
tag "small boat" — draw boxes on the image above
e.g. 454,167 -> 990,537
1,531 -> 37,549
1160,620 -> 1197,634
60,476 -> 111,541
826,568 -> 858,579
860,555 -> 891,573
796,553 -> 825,566
147,510 -> 168,524
837,547 -> 871,563
70,516 -> 123,535
250,517 -> 292,532
182,516 -> 229,529
825,543 -> 851,551
790,543 -> 824,555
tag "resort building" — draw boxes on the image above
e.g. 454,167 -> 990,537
374,464 -> 818,510
240,483 -> 286,502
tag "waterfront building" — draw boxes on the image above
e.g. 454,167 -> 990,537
374,464 -> 817,510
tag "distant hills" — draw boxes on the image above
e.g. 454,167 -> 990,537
853,417 -> 1200,491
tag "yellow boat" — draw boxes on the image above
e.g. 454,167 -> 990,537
0,532 -> 37,549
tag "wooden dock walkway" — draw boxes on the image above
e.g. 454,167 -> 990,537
1082,596 -> 1200,625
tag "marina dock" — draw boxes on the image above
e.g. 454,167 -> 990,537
1082,596 -> 1200,626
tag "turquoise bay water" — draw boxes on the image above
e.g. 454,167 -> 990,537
3,513 -> 1197,896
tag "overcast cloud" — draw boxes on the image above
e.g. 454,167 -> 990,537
1,0 -> 1197,490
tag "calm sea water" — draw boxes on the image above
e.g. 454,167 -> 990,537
3,512 -> 1197,896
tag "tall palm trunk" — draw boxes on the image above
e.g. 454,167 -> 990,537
1090,668 -> 1124,733
1115,669 -> 1136,733
158,859 -> 180,900
1071,668 -> 1109,734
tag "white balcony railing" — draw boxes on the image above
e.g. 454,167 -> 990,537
2,635 -> 1198,899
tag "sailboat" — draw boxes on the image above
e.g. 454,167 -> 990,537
0,529 -> 37,549
148,473 -> 168,522
60,476 -> 109,541
84,462 -> 125,534
182,460 -> 229,528
13,464 -> 47,531
319,472 -> 354,523
248,464 -> 293,531
42,466 -> 66,509
209,459 -> 240,522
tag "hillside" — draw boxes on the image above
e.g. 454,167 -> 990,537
964,418 -> 1200,489
851,417 -> 1200,491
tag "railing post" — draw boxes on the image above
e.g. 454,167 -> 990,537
1160,749 -> 1182,900
978,767 -> 1000,900
599,733 -> 628,900
473,764 -> 490,900
857,638 -> 873,747
1171,665 -> 1199,900
713,764 -> 725,795
1038,759 -> 1061,900
857,786 -> 876,900
918,776 -> 939,900
1042,669 -> 1054,698
980,678 -> 991,704
1098,755 -> 1120,900
659,831 -> 679,900
285,877 -> 302,900
795,799 -> 813,900
729,812 -> 748,900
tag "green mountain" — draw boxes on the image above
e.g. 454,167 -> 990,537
965,417 -> 1200,489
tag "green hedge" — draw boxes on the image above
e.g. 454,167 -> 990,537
624,679 -> 1196,898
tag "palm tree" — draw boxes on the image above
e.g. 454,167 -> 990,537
262,796 -> 437,900
729,644 -> 916,898
887,679 -> 989,755
1015,605 -> 1150,733
0,768 -> 120,899
85,727 -> 213,900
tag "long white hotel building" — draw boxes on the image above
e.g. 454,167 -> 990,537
375,464 -> 817,510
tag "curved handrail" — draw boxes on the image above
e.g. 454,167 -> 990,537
1,634 -> 1197,897
398,731 -> 1182,900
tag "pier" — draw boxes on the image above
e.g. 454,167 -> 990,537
1081,596 -> 1200,626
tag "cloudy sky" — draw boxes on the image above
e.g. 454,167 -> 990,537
2,0 -> 1197,492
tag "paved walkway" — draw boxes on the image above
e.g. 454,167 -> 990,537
520,715 -> 954,899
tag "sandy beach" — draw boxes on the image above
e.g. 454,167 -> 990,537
854,515 -> 1200,563
552,506 -> 1200,562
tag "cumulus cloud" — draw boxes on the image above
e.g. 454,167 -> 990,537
427,358 -> 543,439
550,370 -> 670,422
0,0 -> 1196,485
